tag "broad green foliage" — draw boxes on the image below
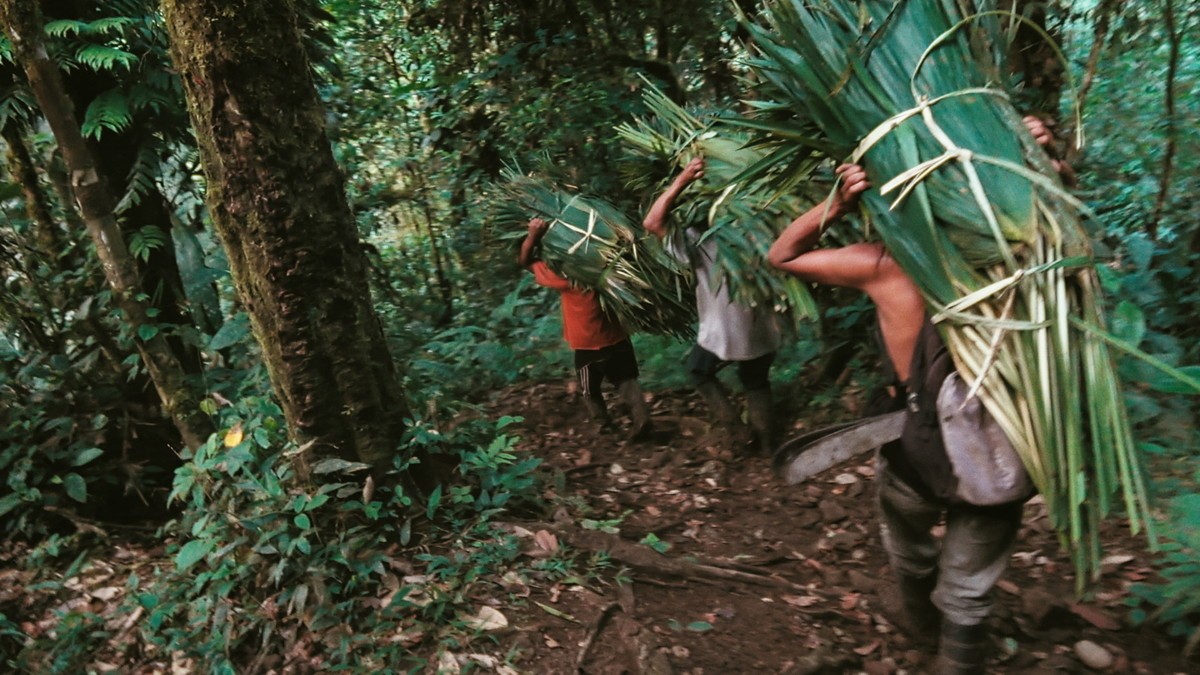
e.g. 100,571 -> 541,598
51,400 -> 540,672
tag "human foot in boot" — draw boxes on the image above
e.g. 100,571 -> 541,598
879,573 -> 940,647
617,380 -> 652,440
933,619 -> 988,675
583,395 -> 611,433
745,388 -> 775,456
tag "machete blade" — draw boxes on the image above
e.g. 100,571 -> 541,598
776,411 -> 906,485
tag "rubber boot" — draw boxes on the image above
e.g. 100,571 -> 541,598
696,380 -> 750,451
584,394 -> 610,431
881,573 -> 940,647
617,380 -> 651,440
695,380 -> 737,425
745,388 -> 774,456
933,619 -> 988,675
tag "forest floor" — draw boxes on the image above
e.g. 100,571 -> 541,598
487,380 -> 1198,675
3,381 -> 1196,674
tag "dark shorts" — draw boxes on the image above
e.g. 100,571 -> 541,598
686,344 -> 774,391
575,338 -> 639,397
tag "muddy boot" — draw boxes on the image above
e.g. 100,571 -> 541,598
745,388 -> 774,456
696,380 -> 738,426
584,394 -> 611,431
696,380 -> 747,450
617,380 -> 651,440
881,573 -> 940,647
933,619 -> 988,675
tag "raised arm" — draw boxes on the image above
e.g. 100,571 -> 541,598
643,156 -> 705,239
1022,115 -> 1077,187
767,164 -> 872,286
518,217 -> 549,268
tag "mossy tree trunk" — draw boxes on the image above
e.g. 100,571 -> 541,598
0,0 -> 213,450
160,0 -> 433,491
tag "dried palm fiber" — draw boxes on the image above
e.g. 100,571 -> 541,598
741,0 -> 1152,588
616,82 -> 823,321
498,172 -> 696,339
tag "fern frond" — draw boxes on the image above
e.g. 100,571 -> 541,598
128,83 -> 172,115
0,86 -> 38,130
86,17 -> 139,36
82,89 -> 133,139
75,44 -> 137,71
44,20 -> 90,38
116,140 -> 163,214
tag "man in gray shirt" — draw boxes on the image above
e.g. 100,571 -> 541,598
643,157 -> 781,454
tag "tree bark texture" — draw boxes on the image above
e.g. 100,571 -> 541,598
0,0 -> 212,450
160,0 -> 428,484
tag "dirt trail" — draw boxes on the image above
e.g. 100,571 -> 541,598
492,381 -> 1195,674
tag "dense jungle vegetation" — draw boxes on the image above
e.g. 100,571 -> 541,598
0,0 -> 1197,672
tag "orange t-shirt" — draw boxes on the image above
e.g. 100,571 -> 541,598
529,262 -> 626,350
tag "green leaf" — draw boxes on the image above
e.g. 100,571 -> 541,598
136,324 -> 159,341
175,539 -> 213,571
1147,365 -> 1200,395
294,514 -> 312,530
81,89 -> 132,139
71,447 -> 104,467
63,473 -> 87,503
207,313 -> 250,351
1111,301 -> 1146,347
426,485 -> 443,520
639,533 -> 671,554
75,44 -> 137,71
686,621 -> 714,632
0,493 -> 23,518
43,20 -> 89,38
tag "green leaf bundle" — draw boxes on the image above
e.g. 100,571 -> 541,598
498,173 -> 696,339
743,0 -> 1153,588
616,82 -> 822,320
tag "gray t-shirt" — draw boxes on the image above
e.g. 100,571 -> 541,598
665,227 -> 781,361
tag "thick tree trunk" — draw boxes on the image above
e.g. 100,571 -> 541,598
160,0 -> 432,490
0,0 -> 212,450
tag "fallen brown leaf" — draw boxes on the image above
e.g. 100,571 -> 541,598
853,639 -> 881,656
782,594 -> 821,607
1068,603 -> 1121,631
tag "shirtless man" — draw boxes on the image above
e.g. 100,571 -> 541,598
767,116 -> 1061,673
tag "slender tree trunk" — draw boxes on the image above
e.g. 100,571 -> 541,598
3,124 -> 62,262
1075,0 -> 1118,158
0,0 -> 212,450
3,122 -> 66,320
417,186 -> 454,327
1148,0 -> 1179,240
160,0 -> 433,491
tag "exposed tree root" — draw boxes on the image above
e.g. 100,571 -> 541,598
514,521 -> 812,593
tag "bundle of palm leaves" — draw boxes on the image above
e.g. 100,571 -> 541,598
616,82 -> 822,320
497,173 -> 696,338
741,0 -> 1152,587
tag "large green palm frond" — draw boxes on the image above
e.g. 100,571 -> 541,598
496,173 -> 697,339
616,82 -> 824,320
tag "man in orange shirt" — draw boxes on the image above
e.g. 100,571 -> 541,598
519,217 -> 651,438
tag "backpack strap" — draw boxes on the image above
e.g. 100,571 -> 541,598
894,320 -> 959,500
